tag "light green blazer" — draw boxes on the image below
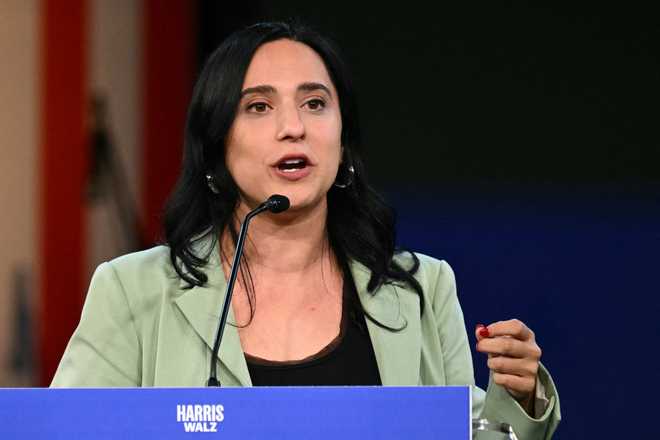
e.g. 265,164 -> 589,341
51,242 -> 560,439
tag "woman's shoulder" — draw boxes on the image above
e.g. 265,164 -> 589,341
391,250 -> 457,304
105,245 -> 176,280
392,250 -> 455,283
89,245 -> 181,303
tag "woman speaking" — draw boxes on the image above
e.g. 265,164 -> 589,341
52,21 -> 560,439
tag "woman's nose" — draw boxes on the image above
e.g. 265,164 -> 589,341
276,105 -> 305,142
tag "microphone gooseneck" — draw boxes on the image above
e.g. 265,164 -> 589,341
207,194 -> 290,386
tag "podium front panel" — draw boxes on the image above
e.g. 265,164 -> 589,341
0,386 -> 470,439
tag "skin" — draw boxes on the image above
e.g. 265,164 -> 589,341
475,319 -> 542,413
222,40 -> 541,407
223,39 -> 344,361
225,40 -> 343,214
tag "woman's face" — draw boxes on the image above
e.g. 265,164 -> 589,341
225,39 -> 343,213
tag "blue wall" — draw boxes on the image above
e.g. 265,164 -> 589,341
387,184 -> 659,438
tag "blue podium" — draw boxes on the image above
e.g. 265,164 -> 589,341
0,386 -> 470,439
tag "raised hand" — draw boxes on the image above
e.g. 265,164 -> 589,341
475,319 -> 542,412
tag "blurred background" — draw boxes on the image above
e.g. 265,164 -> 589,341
1,1 -> 657,438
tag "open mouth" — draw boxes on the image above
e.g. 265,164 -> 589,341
276,157 -> 308,173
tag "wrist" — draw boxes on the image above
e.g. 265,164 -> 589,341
510,377 -> 537,417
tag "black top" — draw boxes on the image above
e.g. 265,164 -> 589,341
246,275 -> 382,386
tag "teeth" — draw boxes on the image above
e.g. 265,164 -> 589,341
277,157 -> 306,172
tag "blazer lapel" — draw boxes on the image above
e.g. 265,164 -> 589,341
173,241 -> 251,386
351,261 -> 421,386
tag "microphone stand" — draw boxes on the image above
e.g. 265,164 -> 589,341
207,195 -> 289,386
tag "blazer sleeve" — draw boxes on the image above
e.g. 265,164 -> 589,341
431,259 -> 561,439
50,262 -> 142,387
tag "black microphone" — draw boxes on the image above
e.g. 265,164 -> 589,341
263,194 -> 290,214
207,194 -> 290,386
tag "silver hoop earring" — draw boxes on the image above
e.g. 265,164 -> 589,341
333,165 -> 355,189
205,174 -> 220,194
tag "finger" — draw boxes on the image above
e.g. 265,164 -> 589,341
477,336 -> 542,359
492,373 -> 536,397
475,323 -> 489,342
486,319 -> 534,341
487,356 -> 539,377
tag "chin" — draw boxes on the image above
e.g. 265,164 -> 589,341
275,190 -> 327,213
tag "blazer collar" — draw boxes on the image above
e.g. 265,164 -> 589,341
173,238 -> 421,386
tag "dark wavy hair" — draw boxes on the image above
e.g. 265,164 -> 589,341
163,20 -> 424,327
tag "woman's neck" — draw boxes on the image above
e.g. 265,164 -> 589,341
222,198 -> 332,275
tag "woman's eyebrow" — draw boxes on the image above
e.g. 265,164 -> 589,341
297,82 -> 332,96
240,82 -> 332,98
240,84 -> 276,97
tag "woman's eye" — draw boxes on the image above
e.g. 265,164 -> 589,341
246,102 -> 269,113
304,99 -> 326,111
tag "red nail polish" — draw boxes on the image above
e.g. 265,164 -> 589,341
478,326 -> 490,338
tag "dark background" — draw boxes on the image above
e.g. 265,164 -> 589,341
198,3 -> 659,438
